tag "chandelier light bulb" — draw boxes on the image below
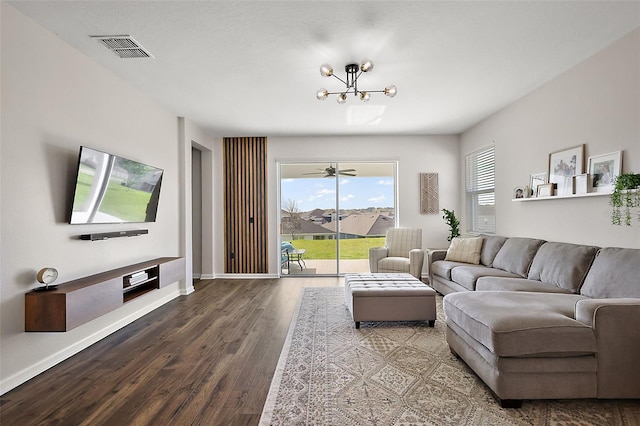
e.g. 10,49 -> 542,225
360,91 -> 371,102
337,93 -> 347,104
384,85 -> 398,97
320,64 -> 334,77
360,59 -> 374,73
316,89 -> 329,100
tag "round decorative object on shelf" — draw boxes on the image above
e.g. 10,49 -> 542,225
35,267 -> 59,291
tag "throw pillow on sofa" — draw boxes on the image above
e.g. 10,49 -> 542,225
445,237 -> 483,265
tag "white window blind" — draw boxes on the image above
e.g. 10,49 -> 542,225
466,146 -> 495,234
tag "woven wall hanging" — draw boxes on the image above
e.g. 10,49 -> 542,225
420,172 -> 439,214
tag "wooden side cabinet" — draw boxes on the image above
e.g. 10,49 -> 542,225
25,257 -> 185,332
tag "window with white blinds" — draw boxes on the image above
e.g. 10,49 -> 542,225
465,145 -> 495,234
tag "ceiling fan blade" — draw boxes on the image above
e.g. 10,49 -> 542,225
302,166 -> 356,177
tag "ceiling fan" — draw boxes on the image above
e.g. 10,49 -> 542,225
303,165 -> 357,177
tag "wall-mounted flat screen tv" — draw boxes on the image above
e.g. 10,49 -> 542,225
69,146 -> 163,224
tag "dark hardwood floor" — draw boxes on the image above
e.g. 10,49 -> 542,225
0,277 -> 343,425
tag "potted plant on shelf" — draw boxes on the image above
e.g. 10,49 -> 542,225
442,208 -> 460,241
610,173 -> 640,226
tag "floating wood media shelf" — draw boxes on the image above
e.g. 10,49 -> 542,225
25,257 -> 184,332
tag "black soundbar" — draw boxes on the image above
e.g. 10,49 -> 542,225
79,229 -> 149,241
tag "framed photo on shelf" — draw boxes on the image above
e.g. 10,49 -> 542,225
529,172 -> 547,197
537,183 -> 555,198
548,145 -> 584,196
513,187 -> 525,199
588,151 -> 621,192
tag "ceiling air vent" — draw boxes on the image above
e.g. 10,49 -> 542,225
91,35 -> 154,59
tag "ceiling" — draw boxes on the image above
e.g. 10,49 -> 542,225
8,1 -> 640,137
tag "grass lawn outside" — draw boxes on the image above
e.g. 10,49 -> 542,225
285,237 -> 385,259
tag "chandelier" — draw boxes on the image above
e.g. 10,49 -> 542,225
315,59 -> 397,104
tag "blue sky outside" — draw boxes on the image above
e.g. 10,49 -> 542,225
281,176 -> 395,211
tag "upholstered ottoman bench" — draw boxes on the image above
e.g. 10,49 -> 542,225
344,273 -> 437,329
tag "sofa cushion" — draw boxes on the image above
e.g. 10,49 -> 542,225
476,277 -> 574,293
491,237 -> 545,277
443,292 -> 595,357
480,235 -> 508,267
527,242 -> 599,293
431,260 -> 470,281
378,257 -> 410,274
450,266 -> 520,291
580,247 -> 640,298
445,237 -> 483,264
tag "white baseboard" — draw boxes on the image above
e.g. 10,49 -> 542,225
0,288 -> 181,396
215,273 -> 280,279
198,274 -> 215,280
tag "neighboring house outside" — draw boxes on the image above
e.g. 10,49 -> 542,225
303,208 -> 330,225
281,215 -> 334,240
281,211 -> 395,241
321,213 -> 395,239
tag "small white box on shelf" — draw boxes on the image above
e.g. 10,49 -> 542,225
573,173 -> 591,194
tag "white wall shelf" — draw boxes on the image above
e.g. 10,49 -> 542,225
513,191 -> 611,202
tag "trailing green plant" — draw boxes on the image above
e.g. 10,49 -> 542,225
610,173 -> 640,226
442,208 -> 461,241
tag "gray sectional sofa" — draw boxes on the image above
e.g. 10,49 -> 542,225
428,236 -> 640,407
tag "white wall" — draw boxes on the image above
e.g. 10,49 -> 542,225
460,28 -> 640,248
0,4 -> 206,393
192,148 -> 203,276
211,135 -> 460,277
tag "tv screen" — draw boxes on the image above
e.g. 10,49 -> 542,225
69,146 -> 163,224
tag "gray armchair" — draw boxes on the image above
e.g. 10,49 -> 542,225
369,228 -> 424,279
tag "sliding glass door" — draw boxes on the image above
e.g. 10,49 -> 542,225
279,161 -> 396,276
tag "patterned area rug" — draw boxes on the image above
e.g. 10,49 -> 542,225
260,287 -> 640,425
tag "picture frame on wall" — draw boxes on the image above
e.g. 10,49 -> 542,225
548,145 -> 584,196
587,151 -> 621,192
529,172 -> 547,197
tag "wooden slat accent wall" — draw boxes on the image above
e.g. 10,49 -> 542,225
223,137 -> 268,273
